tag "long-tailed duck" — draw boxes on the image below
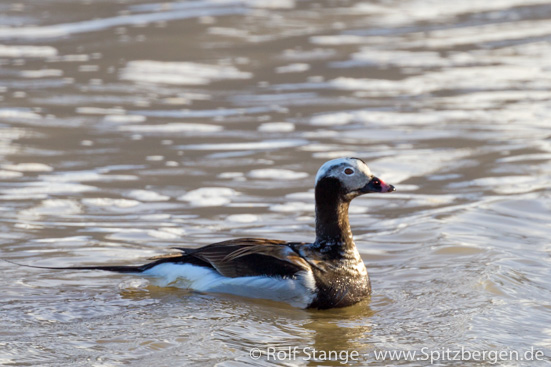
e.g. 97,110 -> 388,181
13,158 -> 395,309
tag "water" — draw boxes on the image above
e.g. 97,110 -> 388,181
1,0 -> 550,365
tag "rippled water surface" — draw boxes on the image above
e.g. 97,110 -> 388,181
1,0 -> 551,365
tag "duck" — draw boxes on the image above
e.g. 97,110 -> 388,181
13,158 -> 395,309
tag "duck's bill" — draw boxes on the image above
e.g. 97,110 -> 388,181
361,176 -> 396,193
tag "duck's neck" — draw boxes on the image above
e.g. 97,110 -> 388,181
314,178 -> 356,256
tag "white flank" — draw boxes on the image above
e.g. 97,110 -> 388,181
143,263 -> 316,308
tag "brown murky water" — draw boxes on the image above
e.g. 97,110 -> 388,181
1,0 -> 550,366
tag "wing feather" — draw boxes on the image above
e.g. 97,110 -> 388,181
173,238 -> 311,278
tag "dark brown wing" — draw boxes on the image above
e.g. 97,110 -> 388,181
169,238 -> 312,278
4,238 -> 312,278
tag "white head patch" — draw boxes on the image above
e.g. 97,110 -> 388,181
315,157 -> 373,192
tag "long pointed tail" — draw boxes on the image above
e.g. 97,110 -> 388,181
2,258 -> 158,273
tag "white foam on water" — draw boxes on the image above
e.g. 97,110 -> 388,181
0,109 -> 42,120
19,69 -> 63,78
310,35 -> 369,45
248,169 -> 308,180
349,206 -> 368,214
119,122 -> 223,133
208,26 -> 250,38
437,91 -> 551,109
129,106 -> 277,118
311,151 -> 359,159
0,44 -> 57,58
257,122 -> 295,132
413,18 -> 551,49
497,154 -> 551,163
0,170 -> 23,179
352,0 -> 551,25
341,48 -> 454,68
365,148 -> 475,184
328,63 -> 549,96
241,0 -> 295,9
35,235 -> 89,244
126,190 -> 170,202
348,3 -> 392,14
0,6 -> 247,39
449,176 -> 544,195
2,163 -> 53,172
285,192 -> 314,200
146,156 -> 164,162
329,77 -> 411,95
51,54 -> 90,62
179,139 -> 308,151
19,199 -> 81,218
225,214 -> 259,223
78,65 -> 99,72
77,107 -> 127,115
118,278 -> 150,292
311,110 -> 446,127
270,202 -> 314,213
310,112 -> 357,126
178,187 -> 239,207
41,171 -> 137,183
131,0 -> 293,11
120,61 -> 252,85
405,194 -> 457,207
82,198 -> 140,209
218,172 -> 244,179
230,92 -> 317,106
0,182 -> 96,199
275,63 -> 310,73
105,229 -> 157,242
282,48 -> 336,60
147,228 -> 184,240
102,115 -> 147,124
139,214 -> 172,221
158,227 -> 186,236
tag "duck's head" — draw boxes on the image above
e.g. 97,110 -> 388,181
315,157 -> 395,201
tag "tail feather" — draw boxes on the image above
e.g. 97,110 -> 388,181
2,257 -> 183,273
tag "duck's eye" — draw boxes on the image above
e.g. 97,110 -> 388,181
344,168 -> 354,175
